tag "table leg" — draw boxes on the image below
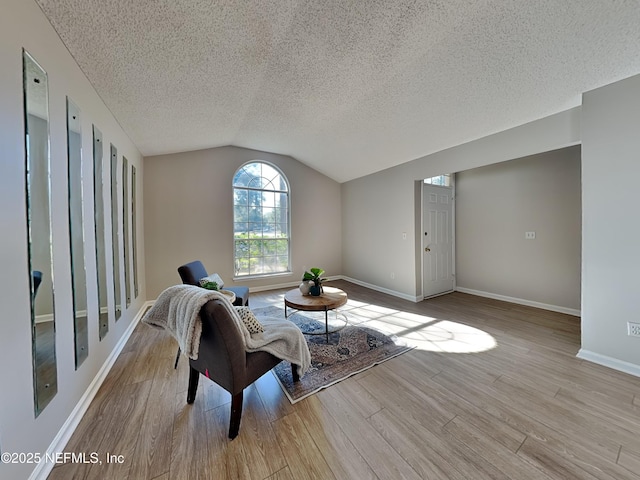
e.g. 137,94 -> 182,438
325,308 -> 329,343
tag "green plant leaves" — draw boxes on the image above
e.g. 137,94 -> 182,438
302,267 -> 326,284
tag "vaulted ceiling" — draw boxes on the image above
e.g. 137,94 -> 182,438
36,0 -> 640,183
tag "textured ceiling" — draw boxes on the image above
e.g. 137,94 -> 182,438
35,0 -> 640,182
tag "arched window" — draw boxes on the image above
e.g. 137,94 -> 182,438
233,162 -> 290,277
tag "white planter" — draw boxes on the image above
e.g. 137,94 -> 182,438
299,281 -> 311,295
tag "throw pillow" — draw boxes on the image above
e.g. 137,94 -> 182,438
199,273 -> 224,289
234,306 -> 265,334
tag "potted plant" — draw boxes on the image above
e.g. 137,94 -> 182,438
200,280 -> 219,291
302,267 -> 326,296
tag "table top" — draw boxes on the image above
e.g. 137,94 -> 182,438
284,286 -> 347,311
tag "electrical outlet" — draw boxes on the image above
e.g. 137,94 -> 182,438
525,231 -> 536,240
628,322 -> 640,337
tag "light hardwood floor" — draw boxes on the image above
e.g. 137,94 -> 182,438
48,280 -> 640,479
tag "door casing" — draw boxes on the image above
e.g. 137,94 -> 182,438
421,181 -> 455,299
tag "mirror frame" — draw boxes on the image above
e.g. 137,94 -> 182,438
123,157 -> 131,308
110,144 -> 122,320
66,98 -> 88,368
131,165 -> 139,299
93,126 -> 108,339
23,50 -> 58,415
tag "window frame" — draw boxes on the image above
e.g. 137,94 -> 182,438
424,173 -> 452,186
232,161 -> 291,279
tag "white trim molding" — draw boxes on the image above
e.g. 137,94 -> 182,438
340,276 -> 421,303
30,301 -> 152,480
230,275 -> 421,302
455,287 -> 581,317
577,349 -> 640,379
247,275 -> 344,294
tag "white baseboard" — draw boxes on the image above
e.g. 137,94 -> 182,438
176,279 -> 579,317
209,275 -> 419,302
29,301 -> 153,480
245,275 -> 343,294
455,287 -> 581,317
577,349 -> 640,378
339,276 -> 421,303
249,280 -> 309,293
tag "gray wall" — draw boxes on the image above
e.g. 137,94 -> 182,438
144,146 -> 342,299
341,168 -> 419,299
0,1 -> 145,478
580,74 -> 640,369
342,108 -> 581,300
456,147 -> 582,311
342,75 -> 640,373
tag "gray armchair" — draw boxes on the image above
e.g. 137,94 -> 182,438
175,260 -> 250,368
178,260 -> 249,307
187,298 -> 299,439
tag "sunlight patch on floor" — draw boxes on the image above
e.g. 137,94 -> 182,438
402,320 -> 497,353
347,306 -> 496,354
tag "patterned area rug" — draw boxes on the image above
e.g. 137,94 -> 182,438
253,306 -> 413,404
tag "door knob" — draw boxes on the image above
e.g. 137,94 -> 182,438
425,247 -> 431,252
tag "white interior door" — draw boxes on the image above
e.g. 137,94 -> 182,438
423,184 -> 454,298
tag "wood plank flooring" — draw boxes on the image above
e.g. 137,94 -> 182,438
48,280 -> 640,479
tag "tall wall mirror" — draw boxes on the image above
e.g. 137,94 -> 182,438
23,50 -> 58,416
123,157 -> 131,308
66,99 -> 88,368
93,126 -> 108,339
110,145 -> 122,320
131,165 -> 139,299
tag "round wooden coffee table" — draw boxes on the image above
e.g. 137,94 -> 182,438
284,286 -> 348,339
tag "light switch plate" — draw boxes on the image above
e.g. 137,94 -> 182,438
525,231 -> 536,240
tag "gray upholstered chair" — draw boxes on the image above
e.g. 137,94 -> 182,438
175,260 -> 250,368
178,260 -> 249,307
187,298 -> 300,439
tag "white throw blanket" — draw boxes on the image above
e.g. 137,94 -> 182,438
142,285 -> 311,375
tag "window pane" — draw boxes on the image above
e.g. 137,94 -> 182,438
234,189 -> 248,205
276,223 -> 288,236
262,206 -> 274,223
233,170 -> 251,187
248,175 -> 263,189
263,191 -> 275,208
263,223 -> 275,235
248,190 -> 262,207
423,174 -> 451,186
234,240 -> 248,257
260,256 -> 271,273
276,256 -> 289,271
247,222 -> 261,234
249,257 -> 261,275
234,205 -> 247,220
276,239 -> 288,255
249,240 -> 262,256
235,257 -> 249,276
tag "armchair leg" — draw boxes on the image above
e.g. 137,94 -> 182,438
186,367 -> 200,404
229,391 -> 243,439
174,347 -> 181,369
291,363 -> 300,382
